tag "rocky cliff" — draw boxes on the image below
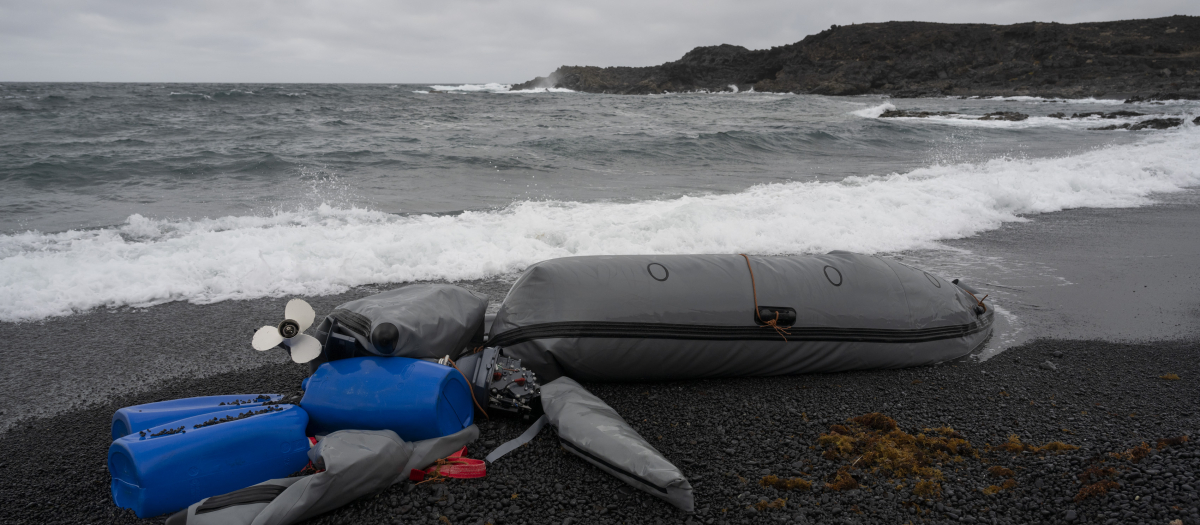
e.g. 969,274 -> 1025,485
511,16 -> 1200,98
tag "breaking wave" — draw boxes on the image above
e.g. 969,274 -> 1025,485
422,83 -> 575,94
1,128 -> 1197,322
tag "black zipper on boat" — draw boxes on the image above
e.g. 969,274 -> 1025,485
489,316 -> 992,348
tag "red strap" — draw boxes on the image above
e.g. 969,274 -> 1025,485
409,447 -> 486,482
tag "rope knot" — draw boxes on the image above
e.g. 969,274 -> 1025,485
762,311 -> 792,341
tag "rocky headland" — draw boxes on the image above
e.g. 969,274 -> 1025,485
512,16 -> 1200,99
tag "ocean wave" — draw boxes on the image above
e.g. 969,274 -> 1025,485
852,102 -> 895,118
425,83 -> 575,94
168,92 -> 213,101
858,107 -> 1197,130
969,96 -> 1128,105
1,128 -> 1197,322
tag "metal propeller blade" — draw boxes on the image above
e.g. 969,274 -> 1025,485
285,299 -> 316,332
286,334 -> 322,364
252,325 -> 284,351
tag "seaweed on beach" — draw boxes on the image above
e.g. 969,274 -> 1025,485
818,413 -> 972,493
990,434 -> 1079,454
759,475 -> 812,491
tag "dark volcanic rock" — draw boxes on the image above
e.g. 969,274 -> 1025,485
980,111 -> 1029,121
514,16 -> 1200,99
1091,117 -> 1184,130
879,109 -> 957,118
1072,110 -> 1146,119
1125,92 -> 1200,103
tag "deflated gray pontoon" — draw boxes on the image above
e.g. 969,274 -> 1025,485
488,252 -> 992,381
541,377 -> 694,511
312,284 -> 487,369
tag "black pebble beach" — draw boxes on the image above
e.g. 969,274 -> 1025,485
2,338 -> 1196,525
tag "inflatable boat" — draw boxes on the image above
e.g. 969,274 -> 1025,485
110,252 -> 992,518
486,252 -> 992,381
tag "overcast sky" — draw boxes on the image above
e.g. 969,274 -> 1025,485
2,0 -> 1196,84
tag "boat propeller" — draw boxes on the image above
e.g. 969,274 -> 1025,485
251,299 -> 322,364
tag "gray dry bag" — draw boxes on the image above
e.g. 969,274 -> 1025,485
312,284 -> 487,370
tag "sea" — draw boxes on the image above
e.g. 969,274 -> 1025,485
3,82 -> 1199,349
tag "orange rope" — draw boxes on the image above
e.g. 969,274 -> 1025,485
446,357 -> 489,420
739,254 -> 791,341
962,289 -> 989,313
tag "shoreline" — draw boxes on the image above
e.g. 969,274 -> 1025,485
1,188 -> 1197,523
1,337 -> 1195,524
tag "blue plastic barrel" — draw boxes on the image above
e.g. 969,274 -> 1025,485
300,356 -> 474,441
108,403 -> 311,518
111,394 -> 284,441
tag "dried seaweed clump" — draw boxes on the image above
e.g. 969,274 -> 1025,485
1157,435 -> 1188,449
981,478 -> 1019,495
818,413 -> 970,492
1159,373 -> 1181,381
1112,442 -> 1153,463
826,467 -> 859,491
912,480 -> 942,497
1074,480 -> 1119,502
1071,464 -> 1120,501
987,466 -> 1014,478
992,435 -> 1079,454
759,475 -> 812,491
754,498 -> 788,511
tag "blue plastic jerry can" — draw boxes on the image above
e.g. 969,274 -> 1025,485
300,356 -> 474,441
108,403 -> 311,518
111,394 -> 284,440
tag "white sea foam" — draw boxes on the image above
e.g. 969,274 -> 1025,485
425,83 -> 575,94
852,102 -> 895,118
1,128 -> 1198,322
970,96 -> 1128,105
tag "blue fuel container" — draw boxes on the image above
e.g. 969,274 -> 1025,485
108,403 -> 311,518
111,394 -> 284,440
300,356 -> 474,441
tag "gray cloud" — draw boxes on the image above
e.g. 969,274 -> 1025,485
1,0 -> 1196,83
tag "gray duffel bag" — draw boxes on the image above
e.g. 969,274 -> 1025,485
312,284 -> 488,369
167,426 -> 478,525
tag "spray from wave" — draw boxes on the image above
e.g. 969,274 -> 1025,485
0,128 -> 1197,322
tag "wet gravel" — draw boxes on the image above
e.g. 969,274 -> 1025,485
2,338 -> 1197,525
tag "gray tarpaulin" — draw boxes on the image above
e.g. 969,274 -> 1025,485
488,252 -> 993,381
541,377 -> 694,512
167,426 -> 479,525
312,284 -> 487,368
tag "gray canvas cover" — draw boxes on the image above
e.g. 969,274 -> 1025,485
312,284 -> 487,368
168,426 -> 479,525
542,377 -> 694,511
488,253 -> 992,381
